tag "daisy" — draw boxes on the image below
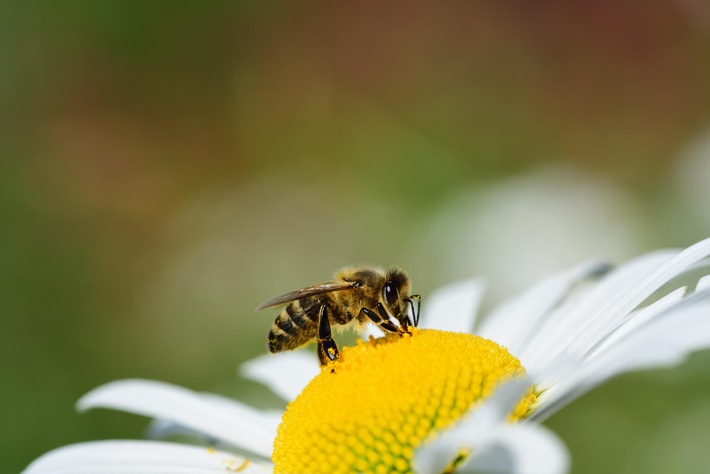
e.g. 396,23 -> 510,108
24,238 -> 710,474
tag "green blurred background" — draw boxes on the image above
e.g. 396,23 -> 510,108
4,2 -> 710,473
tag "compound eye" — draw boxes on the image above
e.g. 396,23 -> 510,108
383,281 -> 399,306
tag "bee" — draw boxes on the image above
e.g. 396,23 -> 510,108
256,266 -> 421,366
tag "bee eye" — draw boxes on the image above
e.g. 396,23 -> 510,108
383,282 -> 399,306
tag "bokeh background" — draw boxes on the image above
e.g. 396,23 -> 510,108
4,2 -> 710,473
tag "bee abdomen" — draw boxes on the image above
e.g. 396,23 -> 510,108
268,301 -> 318,353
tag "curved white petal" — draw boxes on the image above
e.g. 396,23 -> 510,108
240,351 -> 319,402
533,290 -> 710,420
698,275 -> 710,291
146,392 -> 282,444
584,291 -> 710,384
419,278 -> 486,333
77,380 -> 276,457
22,440 -> 273,474
415,378 -> 534,474
569,239 -> 710,358
478,261 -> 611,357
520,249 -> 681,373
461,424 -> 569,474
583,287 -> 686,360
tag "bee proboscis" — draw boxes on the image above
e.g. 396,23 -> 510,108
255,265 -> 420,366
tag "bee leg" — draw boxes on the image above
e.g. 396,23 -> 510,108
317,304 -> 340,366
377,303 -> 411,335
401,315 -> 413,331
361,307 -> 401,334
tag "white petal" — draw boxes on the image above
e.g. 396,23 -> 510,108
570,239 -> 710,358
533,290 -> 710,420
415,378 -> 531,474
23,440 -> 272,474
198,392 -> 283,424
697,275 -> 710,291
77,380 -> 276,457
461,424 -> 569,474
418,278 -> 486,333
583,287 -> 686,360
520,249 -> 679,373
585,290 -> 710,383
417,377 -> 570,474
478,261 -> 610,356
146,393 -> 282,444
240,351 -> 319,401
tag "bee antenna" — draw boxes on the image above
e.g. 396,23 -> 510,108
406,295 -> 421,327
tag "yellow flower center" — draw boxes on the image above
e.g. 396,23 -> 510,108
273,328 -> 536,474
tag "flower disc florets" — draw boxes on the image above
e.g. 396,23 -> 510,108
273,328 -> 536,473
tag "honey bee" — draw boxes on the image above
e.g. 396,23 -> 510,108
256,266 -> 421,366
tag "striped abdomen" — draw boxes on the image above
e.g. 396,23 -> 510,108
268,298 -> 320,353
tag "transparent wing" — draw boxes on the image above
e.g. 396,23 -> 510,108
255,281 -> 356,311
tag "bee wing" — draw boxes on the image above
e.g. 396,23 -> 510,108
255,281 -> 356,311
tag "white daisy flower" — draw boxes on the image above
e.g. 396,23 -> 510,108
24,238 -> 710,474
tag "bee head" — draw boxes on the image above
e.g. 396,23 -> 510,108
382,267 -> 412,327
